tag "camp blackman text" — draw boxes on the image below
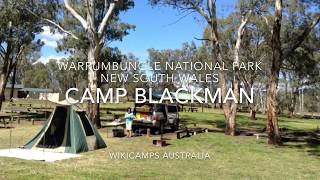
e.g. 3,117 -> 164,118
65,87 -> 254,104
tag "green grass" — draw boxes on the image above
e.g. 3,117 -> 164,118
180,111 -> 319,132
0,109 -> 320,179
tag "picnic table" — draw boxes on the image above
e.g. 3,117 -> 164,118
182,107 -> 198,112
188,107 -> 198,112
0,114 -> 12,128
0,111 -> 47,127
10,102 -> 32,108
177,127 -> 208,139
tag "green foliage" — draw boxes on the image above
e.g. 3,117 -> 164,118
147,48 -> 180,91
0,0 -> 58,109
47,58 -> 78,92
23,62 -> 50,88
123,53 -> 149,99
0,0 -> 46,65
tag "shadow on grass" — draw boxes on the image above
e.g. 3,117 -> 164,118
283,131 -> 320,157
182,112 -> 320,157
283,142 -> 320,157
181,113 -> 266,131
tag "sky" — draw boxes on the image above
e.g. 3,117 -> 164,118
37,0 -> 236,63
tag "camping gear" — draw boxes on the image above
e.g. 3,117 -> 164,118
136,105 -> 151,113
112,129 -> 125,137
24,105 -> 106,153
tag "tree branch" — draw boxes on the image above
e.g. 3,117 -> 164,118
189,0 -> 211,24
194,37 -> 212,41
283,15 -> 320,57
164,10 -> 195,27
10,45 -> 24,70
235,11 -> 251,50
234,9 -> 252,70
43,18 -> 80,40
98,1 -> 117,35
64,0 -> 88,29
25,8 -> 79,40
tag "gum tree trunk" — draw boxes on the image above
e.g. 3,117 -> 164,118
207,0 -> 234,135
211,12 -> 250,136
63,0 -> 118,128
87,45 -> 101,128
0,51 -> 12,110
0,72 -> 8,110
288,87 -> 298,118
211,44 -> 236,136
267,0 -> 283,145
9,65 -> 17,99
250,107 -> 257,120
267,71 -> 282,145
227,15 -> 250,136
211,38 -> 232,135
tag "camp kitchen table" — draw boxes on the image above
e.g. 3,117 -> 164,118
105,118 -> 152,137
132,118 -> 152,137
133,118 -> 153,127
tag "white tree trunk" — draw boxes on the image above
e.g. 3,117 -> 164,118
87,46 -> 101,128
63,0 -> 118,128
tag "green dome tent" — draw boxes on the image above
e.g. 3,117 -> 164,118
24,105 -> 106,153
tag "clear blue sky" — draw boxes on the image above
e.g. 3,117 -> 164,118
39,0 -> 236,62
109,0 -> 209,60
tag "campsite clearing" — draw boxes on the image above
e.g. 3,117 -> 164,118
0,110 -> 320,179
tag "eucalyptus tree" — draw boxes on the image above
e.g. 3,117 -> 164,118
28,0 -> 135,127
282,33 -> 320,117
261,0 -> 319,145
0,0 -> 51,109
120,53 -> 148,100
148,48 -> 179,91
150,0 -> 257,136
23,62 -> 51,88
237,14 -> 270,120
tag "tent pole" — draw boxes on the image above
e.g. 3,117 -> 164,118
43,92 -> 48,153
9,117 -> 12,151
9,99 -> 13,151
